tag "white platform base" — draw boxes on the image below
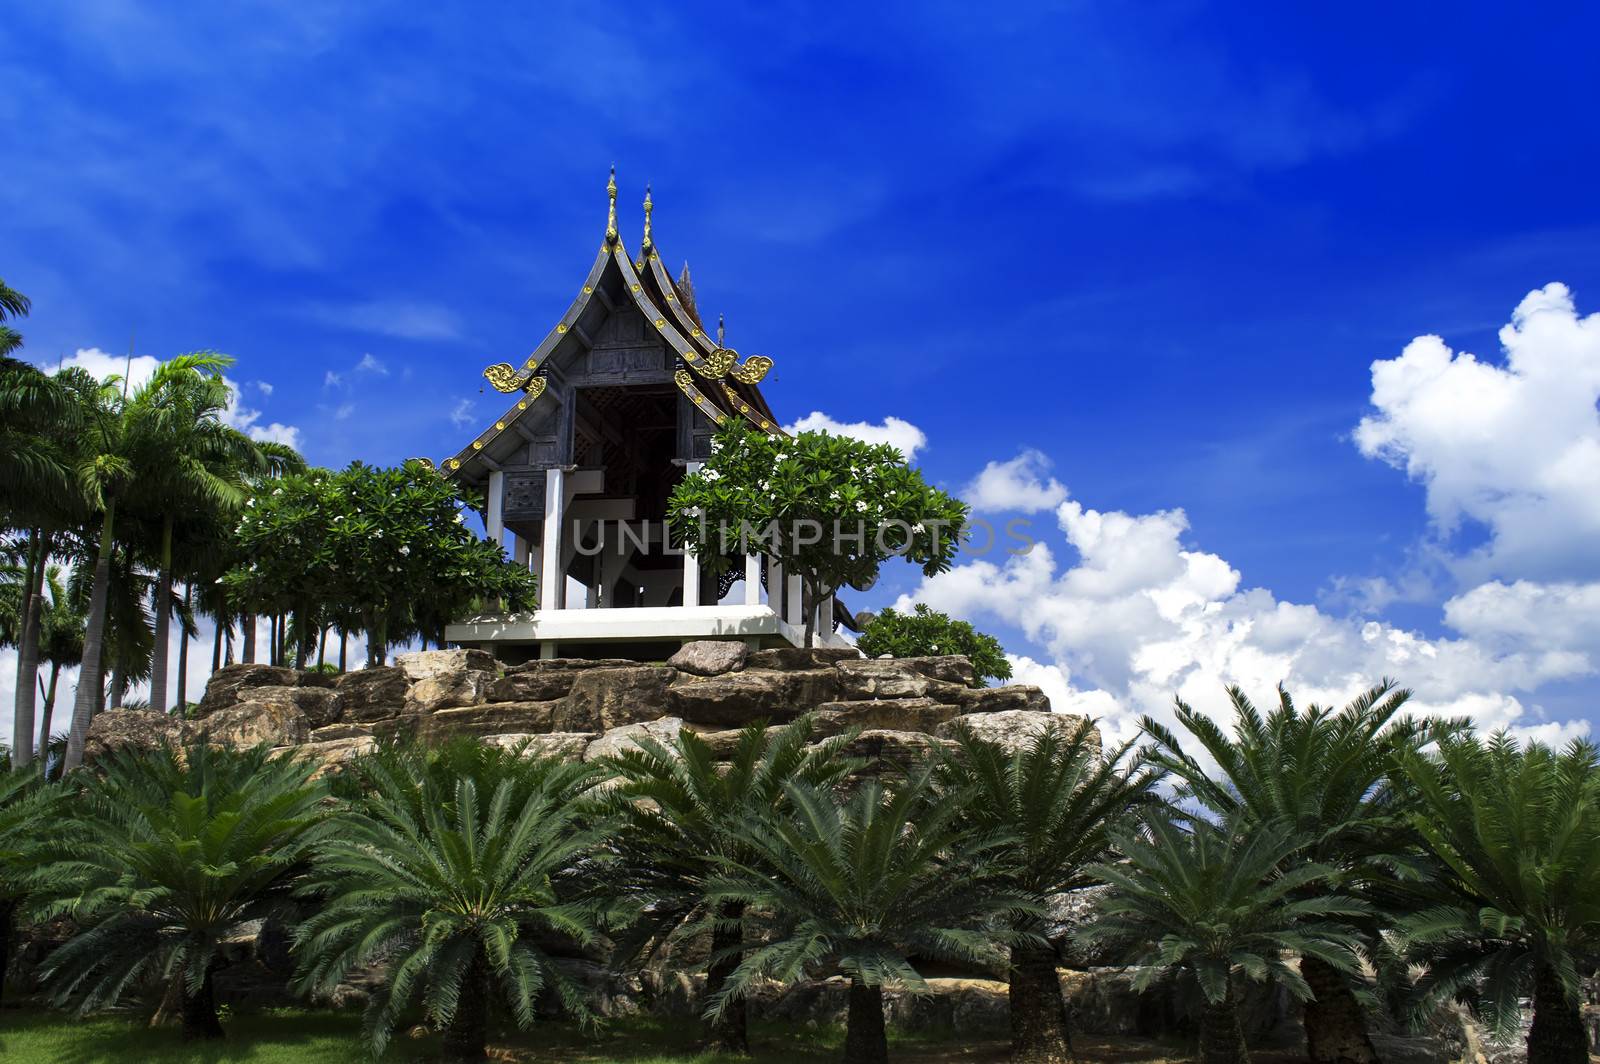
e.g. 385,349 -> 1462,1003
445,604 -> 853,653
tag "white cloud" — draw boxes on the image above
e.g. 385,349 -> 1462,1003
900,494 -> 1592,748
1354,282 -> 1600,583
783,411 -> 928,460
310,299 -> 463,342
963,449 -> 1069,513
1443,580 -> 1600,657
220,376 -> 303,450
356,353 -> 388,375
449,398 -> 477,428
323,370 -> 342,388
56,346 -> 160,388
254,380 -> 274,396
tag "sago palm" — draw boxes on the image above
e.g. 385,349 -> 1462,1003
296,740 -> 621,1062
0,761 -> 70,1005
34,742 -> 330,1040
705,769 -> 1038,1064
603,716 -> 859,1054
1140,682 -> 1440,1064
1082,814 -> 1369,1064
935,717 -> 1162,1063
1393,733 -> 1600,1064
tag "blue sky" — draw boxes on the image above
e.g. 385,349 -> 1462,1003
5,3 -> 1599,741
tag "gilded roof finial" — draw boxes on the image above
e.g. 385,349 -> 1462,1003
605,165 -> 618,244
717,313 -> 726,346
642,183 -> 653,251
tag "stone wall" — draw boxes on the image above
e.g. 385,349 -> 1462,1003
88,641 -> 1089,771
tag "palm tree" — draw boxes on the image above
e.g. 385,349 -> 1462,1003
603,717 -> 860,1054
1082,815 -> 1369,1064
59,353 -> 237,772
34,741 -> 329,1040
134,358 -> 266,712
1393,733 -> 1600,1064
704,769 -> 1038,1064
31,564 -> 84,762
1140,682 -> 1440,1064
0,761 -> 69,1005
295,740 -> 620,1062
935,717 -> 1162,1063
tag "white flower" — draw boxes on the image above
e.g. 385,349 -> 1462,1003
855,501 -> 867,512
455,513 -> 467,524
912,522 -> 925,533
399,544 -> 411,556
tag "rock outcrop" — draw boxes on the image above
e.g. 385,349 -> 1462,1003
93,639 -> 1089,775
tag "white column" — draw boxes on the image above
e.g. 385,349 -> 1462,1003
816,592 -> 834,641
540,468 -> 565,612
744,554 -> 761,606
769,561 -> 784,616
512,534 -> 529,567
682,462 -> 702,607
486,470 -> 505,549
785,573 -> 803,626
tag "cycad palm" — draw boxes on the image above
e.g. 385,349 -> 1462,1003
706,769 -> 1038,1064
1394,733 -> 1600,1064
1083,815 -> 1368,1064
296,741 -> 619,1062
1140,682 -> 1436,1064
34,742 -> 330,1040
604,717 -> 859,1054
935,718 -> 1162,1063
0,762 -> 69,1005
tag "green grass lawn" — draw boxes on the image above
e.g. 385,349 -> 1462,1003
0,1009 -> 1013,1063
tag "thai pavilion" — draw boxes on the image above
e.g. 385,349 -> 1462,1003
436,171 -> 855,662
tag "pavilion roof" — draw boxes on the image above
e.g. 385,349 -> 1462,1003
436,170 -> 783,481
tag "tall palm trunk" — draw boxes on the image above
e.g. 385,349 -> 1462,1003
1300,954 -> 1378,1064
148,517 -> 174,713
37,662 -> 60,761
844,978 -> 888,1064
62,503 -> 117,773
705,901 -> 750,1054
11,530 -> 47,767
241,613 -> 255,663
176,584 -> 191,714
1198,988 -> 1250,1064
1010,939 -> 1074,1063
1528,963 -> 1588,1064
442,952 -> 490,1062
108,661 -> 125,708
211,620 -> 223,673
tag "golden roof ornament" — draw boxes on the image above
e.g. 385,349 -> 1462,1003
642,184 -> 653,252
483,355 -> 547,400
605,165 -> 618,245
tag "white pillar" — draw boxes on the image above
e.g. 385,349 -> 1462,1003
512,534 -> 529,567
486,471 -> 505,549
744,554 -> 761,606
682,462 -> 702,607
785,573 -> 803,626
769,561 -> 784,616
816,592 -> 834,642
540,468 -> 565,612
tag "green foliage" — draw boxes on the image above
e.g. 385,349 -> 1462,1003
858,604 -> 1011,685
228,460 -> 535,664
34,743 -> 330,1030
295,740 -> 620,1058
668,422 -> 967,642
1393,733 -> 1600,1038
0,762 -> 68,900
702,768 -> 1039,1015
937,717 -> 1160,902
1082,814 -> 1368,1005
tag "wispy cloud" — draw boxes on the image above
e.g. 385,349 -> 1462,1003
310,300 -> 463,342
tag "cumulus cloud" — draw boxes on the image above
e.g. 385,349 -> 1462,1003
56,346 -> 160,388
783,411 -> 928,460
1354,282 -> 1600,583
220,376 -> 303,450
899,494 -> 1592,746
963,449 -> 1070,513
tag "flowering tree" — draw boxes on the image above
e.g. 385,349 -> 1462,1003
857,603 -> 1011,685
668,422 -> 967,646
228,461 -> 534,666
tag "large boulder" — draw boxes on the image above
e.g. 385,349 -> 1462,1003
557,667 -> 678,732
667,640 -> 748,676
483,732 -> 595,761
196,701 -> 311,749
295,736 -> 378,777
416,701 -> 559,741
394,648 -> 497,680
334,666 -> 409,722
836,657 -> 975,699
811,697 -> 961,737
827,728 -> 956,767
956,684 -> 1051,716
83,709 -> 189,763
744,646 -> 859,671
239,685 -> 344,729
585,717 -> 687,762
487,669 -> 581,704
936,711 -> 1096,755
196,663 -> 299,717
669,668 -> 839,727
